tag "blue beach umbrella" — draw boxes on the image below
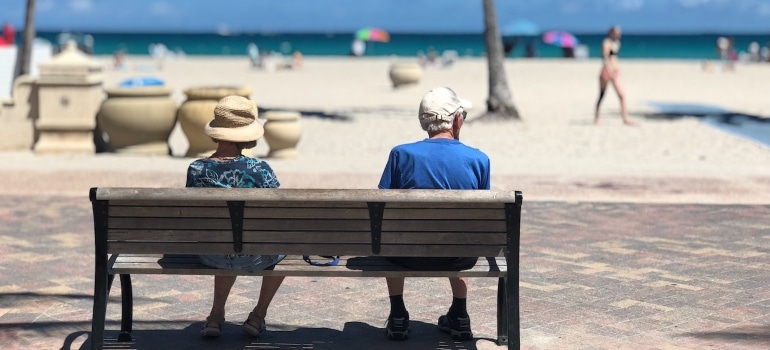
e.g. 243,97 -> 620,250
502,20 -> 540,37
119,77 -> 164,87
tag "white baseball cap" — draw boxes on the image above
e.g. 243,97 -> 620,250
418,87 -> 473,124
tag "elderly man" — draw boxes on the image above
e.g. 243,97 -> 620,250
378,87 -> 491,341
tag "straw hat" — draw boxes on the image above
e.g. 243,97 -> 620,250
204,95 -> 264,142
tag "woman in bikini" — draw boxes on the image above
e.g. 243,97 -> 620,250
595,25 -> 634,125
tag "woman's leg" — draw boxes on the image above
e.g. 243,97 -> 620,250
207,275 -> 237,326
610,79 -> 634,125
249,276 -> 285,320
595,76 -> 609,124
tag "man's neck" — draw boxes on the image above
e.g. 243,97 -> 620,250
428,131 -> 454,139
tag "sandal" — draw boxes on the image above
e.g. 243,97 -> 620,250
200,315 -> 224,338
242,312 -> 266,337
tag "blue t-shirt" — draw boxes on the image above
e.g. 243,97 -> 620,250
186,155 -> 283,272
378,138 -> 490,190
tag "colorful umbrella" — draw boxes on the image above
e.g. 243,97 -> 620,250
542,31 -> 579,48
355,27 -> 390,43
502,20 -> 540,37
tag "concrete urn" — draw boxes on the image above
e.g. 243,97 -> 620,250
263,111 -> 302,158
177,86 -> 252,158
388,62 -> 422,88
96,86 -> 177,155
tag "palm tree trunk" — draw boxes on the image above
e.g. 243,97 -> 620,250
481,0 -> 520,120
15,0 -> 36,78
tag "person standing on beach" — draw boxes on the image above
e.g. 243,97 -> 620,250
378,87 -> 490,342
187,96 -> 285,339
595,25 -> 634,125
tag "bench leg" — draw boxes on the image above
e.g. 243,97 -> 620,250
507,272 -> 521,350
497,277 -> 508,346
118,274 -> 133,342
91,256 -> 108,350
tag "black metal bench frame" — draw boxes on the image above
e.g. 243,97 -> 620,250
89,187 -> 522,350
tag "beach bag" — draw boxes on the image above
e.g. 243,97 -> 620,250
302,255 -> 341,266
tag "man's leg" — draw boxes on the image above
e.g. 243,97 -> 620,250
439,277 -> 473,341
385,277 -> 409,340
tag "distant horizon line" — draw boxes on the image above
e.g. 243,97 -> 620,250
33,28 -> 770,37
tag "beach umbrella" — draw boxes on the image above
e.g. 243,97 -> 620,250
542,30 -> 579,48
502,19 -> 540,37
355,27 -> 390,43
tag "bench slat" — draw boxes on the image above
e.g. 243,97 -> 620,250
94,188 -> 520,203
110,206 -> 372,219
110,200 -> 370,208
110,255 -> 507,278
383,208 -> 503,220
109,218 -> 505,232
111,255 -> 505,266
108,218 -> 372,231
382,219 -> 505,232
109,206 -> 503,220
107,242 -> 506,257
107,230 -> 506,245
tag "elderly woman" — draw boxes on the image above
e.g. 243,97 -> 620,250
594,25 -> 634,125
187,95 -> 284,338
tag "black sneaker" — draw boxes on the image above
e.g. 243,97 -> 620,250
437,313 -> 473,341
385,314 -> 409,340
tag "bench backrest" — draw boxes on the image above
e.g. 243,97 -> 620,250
91,188 -> 522,258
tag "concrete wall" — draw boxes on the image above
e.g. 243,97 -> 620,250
0,75 -> 37,151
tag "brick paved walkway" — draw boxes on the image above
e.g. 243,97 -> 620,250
0,196 -> 768,349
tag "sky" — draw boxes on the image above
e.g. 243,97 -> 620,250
4,0 -> 770,34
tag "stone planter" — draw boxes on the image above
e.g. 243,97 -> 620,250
263,111 -> 302,158
96,86 -> 177,155
389,62 -> 422,88
177,86 -> 252,158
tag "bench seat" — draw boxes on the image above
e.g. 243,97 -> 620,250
110,254 -> 507,278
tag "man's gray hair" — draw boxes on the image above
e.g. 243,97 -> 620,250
420,117 -> 454,133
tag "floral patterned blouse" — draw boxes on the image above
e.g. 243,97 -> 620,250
186,155 -> 279,189
185,155 -> 283,272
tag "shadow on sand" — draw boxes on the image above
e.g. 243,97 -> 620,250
641,102 -> 770,147
258,107 -> 352,121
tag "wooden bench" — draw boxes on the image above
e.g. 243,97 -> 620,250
90,187 -> 523,350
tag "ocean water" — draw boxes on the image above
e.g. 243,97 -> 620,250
35,31 -> 770,60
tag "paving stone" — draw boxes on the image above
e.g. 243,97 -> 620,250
1,196 -> 769,349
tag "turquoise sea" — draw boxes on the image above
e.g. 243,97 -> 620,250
35,31 -> 770,60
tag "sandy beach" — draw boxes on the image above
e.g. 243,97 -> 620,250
1,55 -> 770,350
2,56 -> 768,203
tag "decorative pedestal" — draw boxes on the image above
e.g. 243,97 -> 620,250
33,41 -> 103,154
389,62 -> 422,88
263,111 -> 302,159
177,86 -> 252,158
96,86 -> 177,155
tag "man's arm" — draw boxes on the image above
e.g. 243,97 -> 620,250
377,150 -> 398,189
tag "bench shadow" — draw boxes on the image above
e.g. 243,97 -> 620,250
678,325 -> 770,344
74,320 -> 494,350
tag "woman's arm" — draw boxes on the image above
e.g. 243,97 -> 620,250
601,39 -> 611,65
